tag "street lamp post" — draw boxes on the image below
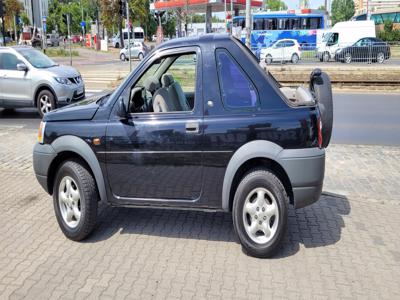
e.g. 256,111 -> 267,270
245,0 -> 251,48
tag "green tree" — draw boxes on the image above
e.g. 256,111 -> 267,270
331,0 -> 354,25
378,20 -> 400,41
264,0 -> 287,11
20,11 -> 30,26
129,0 -> 149,28
163,12 -> 176,37
318,5 -> 325,10
4,0 -> 23,30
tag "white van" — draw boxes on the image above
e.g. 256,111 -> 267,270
112,27 -> 145,48
316,21 -> 375,62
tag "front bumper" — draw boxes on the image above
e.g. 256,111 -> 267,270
33,143 -> 57,194
53,82 -> 85,105
278,147 -> 325,209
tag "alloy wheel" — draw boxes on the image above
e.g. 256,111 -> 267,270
242,187 -> 279,244
58,176 -> 82,228
39,95 -> 53,114
377,52 -> 385,63
345,53 -> 352,64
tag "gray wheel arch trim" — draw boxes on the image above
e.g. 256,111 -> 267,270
51,135 -> 107,202
222,140 -> 284,211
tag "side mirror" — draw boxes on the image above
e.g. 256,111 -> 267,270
17,63 -> 28,72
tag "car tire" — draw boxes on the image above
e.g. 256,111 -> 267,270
322,52 -> 330,62
344,53 -> 352,64
265,55 -> 273,65
232,169 -> 288,258
120,53 -> 126,61
53,160 -> 98,241
376,52 -> 385,64
291,53 -> 299,64
138,52 -> 144,60
36,89 -> 56,117
115,42 -> 120,49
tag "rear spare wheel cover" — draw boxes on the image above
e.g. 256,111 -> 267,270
313,72 -> 333,148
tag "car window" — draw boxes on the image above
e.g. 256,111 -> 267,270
165,54 -> 196,93
216,49 -> 258,109
0,53 -> 23,70
126,52 -> 196,114
274,41 -> 282,48
285,41 -> 295,47
17,48 -> 57,68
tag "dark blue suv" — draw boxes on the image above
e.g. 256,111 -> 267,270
33,35 -> 333,258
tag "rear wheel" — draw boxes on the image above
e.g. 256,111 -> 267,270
115,42 -> 120,49
344,52 -> 352,64
265,55 -> 272,65
291,53 -> 299,64
120,53 -> 126,61
36,89 -> 56,117
138,52 -> 144,60
322,52 -> 330,62
232,169 -> 288,258
53,160 -> 98,241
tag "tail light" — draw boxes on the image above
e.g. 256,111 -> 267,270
317,117 -> 323,148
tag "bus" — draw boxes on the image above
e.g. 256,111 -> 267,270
233,9 -> 327,51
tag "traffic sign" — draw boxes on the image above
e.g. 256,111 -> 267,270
42,16 -> 46,23
80,21 -> 86,27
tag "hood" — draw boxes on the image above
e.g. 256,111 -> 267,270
43,92 -> 111,122
44,65 -> 80,78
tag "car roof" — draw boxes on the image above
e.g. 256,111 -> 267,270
156,34 -> 233,51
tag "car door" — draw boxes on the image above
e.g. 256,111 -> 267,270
0,51 -> 32,104
105,47 -> 204,206
272,41 -> 283,61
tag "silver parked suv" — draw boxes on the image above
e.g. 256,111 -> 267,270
0,46 -> 85,117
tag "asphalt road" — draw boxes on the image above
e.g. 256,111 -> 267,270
0,92 -> 399,146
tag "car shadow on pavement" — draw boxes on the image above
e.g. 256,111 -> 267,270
86,192 -> 350,258
0,108 -> 41,119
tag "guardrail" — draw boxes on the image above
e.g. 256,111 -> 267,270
257,41 -> 400,65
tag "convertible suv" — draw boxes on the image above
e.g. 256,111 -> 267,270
33,35 -> 333,258
0,46 -> 85,116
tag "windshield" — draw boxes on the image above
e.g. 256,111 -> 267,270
17,48 -> 57,68
322,32 -> 332,43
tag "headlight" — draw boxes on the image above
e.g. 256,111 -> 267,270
54,77 -> 72,85
336,48 -> 343,54
38,121 -> 46,144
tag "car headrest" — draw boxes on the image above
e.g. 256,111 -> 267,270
143,77 -> 160,93
161,74 -> 174,87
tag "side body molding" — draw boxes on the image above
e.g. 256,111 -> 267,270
51,135 -> 107,202
221,140 -> 283,211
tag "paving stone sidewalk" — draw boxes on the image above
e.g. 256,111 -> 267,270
0,127 -> 399,299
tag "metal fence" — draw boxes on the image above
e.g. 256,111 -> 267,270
257,41 -> 400,65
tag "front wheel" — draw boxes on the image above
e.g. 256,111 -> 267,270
138,52 -> 144,60
265,55 -> 273,65
344,52 -> 352,64
233,169 -> 288,258
53,160 -> 98,241
120,53 -> 126,61
37,89 -> 56,117
322,52 -> 330,62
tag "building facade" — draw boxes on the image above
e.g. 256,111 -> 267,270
18,0 -> 48,28
354,0 -> 400,14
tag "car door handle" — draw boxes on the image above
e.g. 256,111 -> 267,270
186,121 -> 199,133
